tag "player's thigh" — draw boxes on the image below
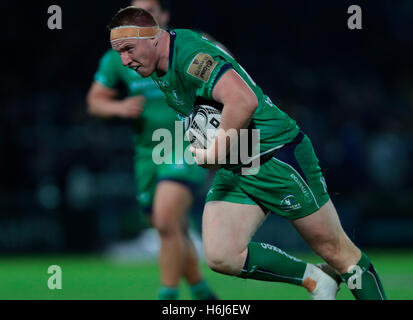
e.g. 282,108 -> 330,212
152,161 -> 203,228
202,201 -> 266,261
152,180 -> 193,229
204,168 -> 266,256
290,199 -> 343,246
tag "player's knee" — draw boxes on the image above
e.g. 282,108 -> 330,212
204,246 -> 239,276
205,255 -> 236,276
152,212 -> 182,238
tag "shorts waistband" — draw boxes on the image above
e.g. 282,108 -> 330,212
230,131 -> 305,175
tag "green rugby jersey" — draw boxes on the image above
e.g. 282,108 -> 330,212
94,49 -> 179,156
151,29 -> 300,159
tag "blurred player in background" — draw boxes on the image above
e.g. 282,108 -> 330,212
106,7 -> 387,300
87,0 -> 217,300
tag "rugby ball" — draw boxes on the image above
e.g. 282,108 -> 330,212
185,105 -> 221,149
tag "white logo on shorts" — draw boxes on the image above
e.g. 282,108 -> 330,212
290,174 -> 313,203
280,195 -> 301,211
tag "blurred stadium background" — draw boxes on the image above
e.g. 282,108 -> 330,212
1,1 -> 412,299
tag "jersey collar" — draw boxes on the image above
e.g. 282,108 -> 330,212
167,30 -> 176,72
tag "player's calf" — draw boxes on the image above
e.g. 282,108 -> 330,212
311,238 -> 359,274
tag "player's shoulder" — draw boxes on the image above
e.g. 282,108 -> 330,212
171,29 -> 218,64
100,48 -> 122,64
96,48 -> 123,74
173,28 -> 214,48
171,28 -> 202,40
170,29 -> 231,84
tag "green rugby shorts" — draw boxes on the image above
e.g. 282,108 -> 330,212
135,152 -> 207,214
206,132 -> 330,220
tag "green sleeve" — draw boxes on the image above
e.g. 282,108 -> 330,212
93,49 -> 122,89
180,48 -> 233,101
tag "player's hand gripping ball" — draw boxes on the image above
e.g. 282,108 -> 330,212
185,105 -> 223,169
185,105 -> 221,149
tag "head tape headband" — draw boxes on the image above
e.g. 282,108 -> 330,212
110,25 -> 160,45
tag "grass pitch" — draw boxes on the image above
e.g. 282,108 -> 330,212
0,250 -> 412,300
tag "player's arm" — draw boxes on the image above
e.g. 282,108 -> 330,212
212,69 -> 258,133
87,82 -> 145,119
191,69 -> 258,167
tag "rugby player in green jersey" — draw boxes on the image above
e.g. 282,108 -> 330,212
87,0 -> 217,300
106,7 -> 387,300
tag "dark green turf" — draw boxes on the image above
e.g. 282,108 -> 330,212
0,250 -> 411,300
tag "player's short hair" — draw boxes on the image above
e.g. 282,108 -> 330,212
107,7 -> 158,30
131,0 -> 169,11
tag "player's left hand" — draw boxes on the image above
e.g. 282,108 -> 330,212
190,146 -> 222,169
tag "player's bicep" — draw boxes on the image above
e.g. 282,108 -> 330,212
211,69 -> 258,112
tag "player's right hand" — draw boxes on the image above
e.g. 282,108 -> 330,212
119,96 -> 146,118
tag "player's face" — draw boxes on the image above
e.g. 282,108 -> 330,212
113,38 -> 158,78
131,0 -> 170,28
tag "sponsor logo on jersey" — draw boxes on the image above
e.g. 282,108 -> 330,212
171,90 -> 185,106
155,79 -> 169,89
187,53 -> 218,83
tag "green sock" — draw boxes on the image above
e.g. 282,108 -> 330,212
238,242 -> 307,286
340,252 -> 387,300
190,280 -> 217,300
158,286 -> 179,300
